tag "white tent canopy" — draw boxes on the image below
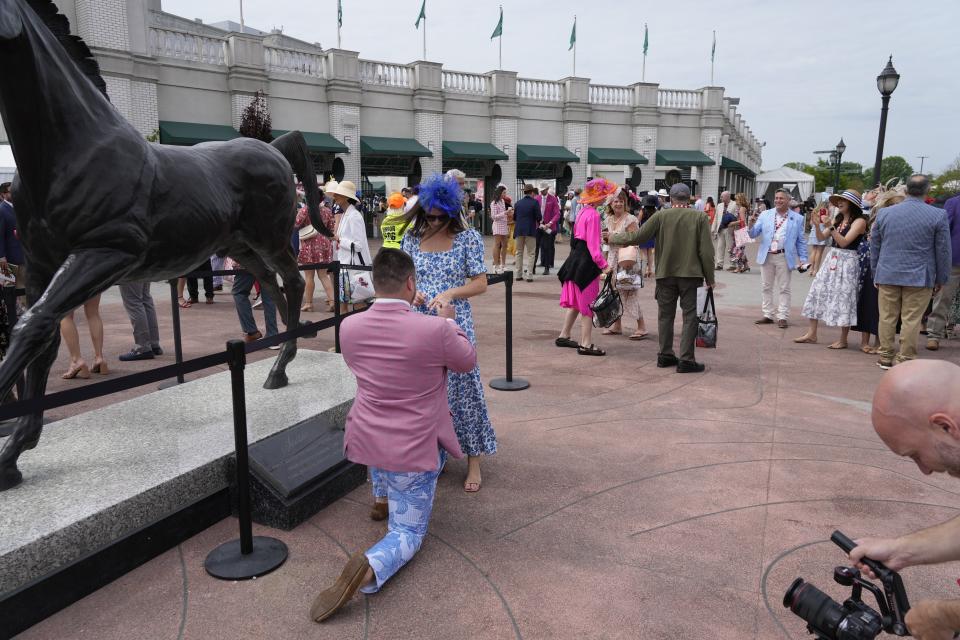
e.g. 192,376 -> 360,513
755,165 -> 815,201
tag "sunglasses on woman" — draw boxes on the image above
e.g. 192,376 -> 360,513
425,213 -> 447,221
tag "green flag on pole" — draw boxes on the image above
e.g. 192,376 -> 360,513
415,0 -> 425,28
711,30 -> 716,62
490,6 -> 503,39
337,0 -> 342,27
643,24 -> 648,55
569,17 -> 576,50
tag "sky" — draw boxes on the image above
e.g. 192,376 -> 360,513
23,0 -> 960,174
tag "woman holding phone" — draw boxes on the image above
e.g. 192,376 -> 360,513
807,199 -> 831,275
401,173 -> 495,493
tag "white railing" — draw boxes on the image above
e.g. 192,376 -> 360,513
517,78 -> 563,102
442,71 -> 489,95
264,46 -> 324,78
657,88 -> 702,110
589,84 -> 631,106
148,27 -> 227,66
359,60 -> 412,88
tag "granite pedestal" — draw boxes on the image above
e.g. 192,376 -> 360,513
0,350 -> 357,633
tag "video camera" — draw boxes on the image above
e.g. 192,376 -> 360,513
783,530 -> 911,639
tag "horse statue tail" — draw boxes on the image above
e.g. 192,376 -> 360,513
270,131 -> 333,238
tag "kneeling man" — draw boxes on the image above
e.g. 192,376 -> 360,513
311,248 -> 477,622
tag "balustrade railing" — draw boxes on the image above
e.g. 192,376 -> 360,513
442,71 -> 489,95
517,78 -> 563,102
148,27 -> 227,66
264,46 -> 324,77
589,84 -> 632,106
359,60 -> 412,88
657,88 -> 702,110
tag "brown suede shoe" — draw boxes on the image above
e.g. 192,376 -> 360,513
311,552 -> 370,623
927,338 -> 940,351
370,501 -> 388,521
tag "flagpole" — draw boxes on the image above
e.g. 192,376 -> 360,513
239,0 -> 245,32
337,0 -> 342,49
642,23 -> 647,82
710,30 -> 715,85
423,14 -> 427,59
572,16 -> 576,77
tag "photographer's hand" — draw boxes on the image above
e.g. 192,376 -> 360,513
905,600 -> 960,640
849,537 -> 911,578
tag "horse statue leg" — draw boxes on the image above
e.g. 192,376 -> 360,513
0,250 -> 134,490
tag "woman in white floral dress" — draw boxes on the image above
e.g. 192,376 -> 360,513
794,190 -> 867,349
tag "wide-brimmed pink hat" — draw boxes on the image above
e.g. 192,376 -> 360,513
579,178 -> 618,205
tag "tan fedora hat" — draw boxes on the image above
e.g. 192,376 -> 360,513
328,180 -> 358,201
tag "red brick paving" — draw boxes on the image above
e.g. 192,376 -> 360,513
14,238 -> 960,639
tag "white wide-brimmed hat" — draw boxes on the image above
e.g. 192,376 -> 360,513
657,188 -> 669,197
328,180 -> 358,201
538,180 -> 551,191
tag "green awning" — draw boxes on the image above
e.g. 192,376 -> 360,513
720,156 -> 756,178
655,149 -> 715,167
360,136 -> 432,157
517,144 -> 579,163
442,141 -> 508,161
273,130 -> 348,154
159,121 -> 238,146
588,148 -> 649,165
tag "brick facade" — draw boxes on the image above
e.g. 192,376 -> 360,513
75,0 -> 129,51
330,103 -> 361,184
563,122 -> 589,190
699,128 -> 722,201
632,126 -> 658,193
491,117 -> 517,199
414,111 -> 442,177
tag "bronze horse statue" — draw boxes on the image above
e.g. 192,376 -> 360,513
0,0 -> 333,490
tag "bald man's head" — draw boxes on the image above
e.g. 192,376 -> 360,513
872,360 -> 960,476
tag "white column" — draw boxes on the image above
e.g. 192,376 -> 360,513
415,111 -> 443,177
632,125 -> 657,192
699,128 -> 722,200
330,104 -> 361,184
564,121 -> 589,188
491,117 -> 518,197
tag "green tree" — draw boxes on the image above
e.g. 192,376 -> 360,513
238,90 -> 273,143
931,155 -> 960,197
785,160 -> 864,192
862,155 -> 914,188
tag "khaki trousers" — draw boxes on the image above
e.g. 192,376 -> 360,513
715,228 -> 734,267
877,284 -> 933,363
514,236 -> 536,278
760,252 -> 792,321
927,265 -> 960,340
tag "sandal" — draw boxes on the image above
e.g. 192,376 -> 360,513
301,304 -> 314,312
61,363 -> 91,380
177,297 -> 192,309
629,332 -> 649,340
555,337 -> 579,348
827,342 -> 848,350
793,335 -> 817,344
325,301 -> 335,312
577,344 -> 606,356
860,345 -> 878,354
90,360 -> 109,375
601,329 -> 622,335
464,475 -> 482,493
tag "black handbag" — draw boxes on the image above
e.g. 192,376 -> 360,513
590,274 -> 623,329
696,288 -> 718,348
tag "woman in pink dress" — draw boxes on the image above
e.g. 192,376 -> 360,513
296,197 -> 336,312
555,178 -> 616,356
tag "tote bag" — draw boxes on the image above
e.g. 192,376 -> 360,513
734,226 -> 754,248
696,288 -> 718,348
344,245 -> 375,302
590,274 -> 623,329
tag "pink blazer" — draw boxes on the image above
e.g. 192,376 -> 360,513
339,301 -> 476,472
535,194 -> 562,232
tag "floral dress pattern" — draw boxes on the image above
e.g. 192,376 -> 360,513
295,205 -> 334,265
401,230 -> 497,456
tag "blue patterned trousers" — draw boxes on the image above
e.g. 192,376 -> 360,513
363,455 -> 443,593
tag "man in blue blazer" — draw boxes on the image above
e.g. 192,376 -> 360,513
748,188 -> 808,328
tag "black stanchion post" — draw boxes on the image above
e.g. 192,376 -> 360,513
205,339 -> 288,580
489,271 -> 529,391
332,262 -> 342,354
158,279 -> 185,389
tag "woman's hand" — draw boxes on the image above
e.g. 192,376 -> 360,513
428,290 -> 454,313
413,291 -> 428,306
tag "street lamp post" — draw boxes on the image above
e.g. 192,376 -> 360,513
872,56 -> 900,187
833,138 -> 846,192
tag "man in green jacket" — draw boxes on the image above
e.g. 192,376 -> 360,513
605,183 -> 715,372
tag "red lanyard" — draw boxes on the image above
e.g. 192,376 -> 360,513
773,212 -> 788,233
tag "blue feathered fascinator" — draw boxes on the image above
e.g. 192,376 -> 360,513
417,173 -> 464,218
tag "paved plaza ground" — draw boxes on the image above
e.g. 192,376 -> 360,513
13,238 -> 960,639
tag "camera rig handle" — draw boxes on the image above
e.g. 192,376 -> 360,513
831,530 -> 911,635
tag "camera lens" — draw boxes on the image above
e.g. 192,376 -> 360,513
783,578 -> 846,637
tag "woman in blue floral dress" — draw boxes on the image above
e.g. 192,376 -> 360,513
401,173 -> 496,492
